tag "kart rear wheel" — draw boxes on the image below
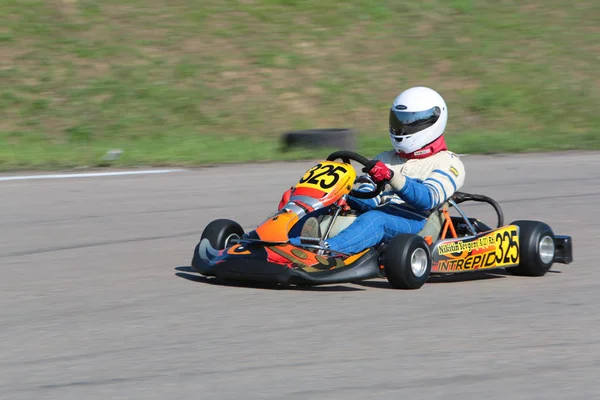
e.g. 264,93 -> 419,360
505,220 -> 555,276
201,219 -> 245,250
383,234 -> 432,289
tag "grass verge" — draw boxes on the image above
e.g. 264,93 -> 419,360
2,0 -> 599,170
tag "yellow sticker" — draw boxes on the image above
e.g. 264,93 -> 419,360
493,225 -> 520,267
436,225 -> 520,271
296,161 -> 356,193
450,166 -> 460,177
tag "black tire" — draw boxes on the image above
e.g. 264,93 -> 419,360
383,234 -> 432,289
282,128 -> 357,151
201,219 -> 244,250
505,220 -> 555,276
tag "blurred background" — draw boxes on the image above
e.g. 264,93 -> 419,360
2,0 -> 598,169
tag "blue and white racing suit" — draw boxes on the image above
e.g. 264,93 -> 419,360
325,150 -> 466,254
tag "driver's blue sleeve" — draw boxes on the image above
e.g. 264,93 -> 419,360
396,168 -> 461,211
395,176 -> 437,211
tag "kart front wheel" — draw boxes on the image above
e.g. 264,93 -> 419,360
201,219 -> 244,250
383,234 -> 432,289
505,220 -> 555,276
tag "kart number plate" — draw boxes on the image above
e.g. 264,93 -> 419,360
296,161 -> 353,192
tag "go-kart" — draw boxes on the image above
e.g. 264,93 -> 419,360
191,150 -> 573,289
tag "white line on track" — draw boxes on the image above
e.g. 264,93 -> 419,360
0,169 -> 186,182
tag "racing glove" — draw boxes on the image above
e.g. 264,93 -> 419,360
362,160 -> 416,208
362,160 -> 394,183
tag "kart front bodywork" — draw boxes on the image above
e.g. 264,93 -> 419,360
192,238 -> 382,286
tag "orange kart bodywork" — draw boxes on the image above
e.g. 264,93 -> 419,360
192,155 -> 387,285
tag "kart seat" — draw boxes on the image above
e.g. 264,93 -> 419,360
415,203 -> 449,242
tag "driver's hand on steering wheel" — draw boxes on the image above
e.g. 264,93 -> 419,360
362,160 -> 394,183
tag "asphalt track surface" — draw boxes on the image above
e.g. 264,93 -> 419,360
1,152 -> 599,400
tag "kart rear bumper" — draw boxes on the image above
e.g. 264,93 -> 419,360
554,235 -> 573,264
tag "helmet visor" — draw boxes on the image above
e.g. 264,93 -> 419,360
389,106 -> 441,137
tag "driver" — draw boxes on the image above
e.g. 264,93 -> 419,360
284,86 -> 466,255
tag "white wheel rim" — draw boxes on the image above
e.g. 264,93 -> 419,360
411,248 -> 428,277
224,233 -> 240,248
538,235 -> 555,264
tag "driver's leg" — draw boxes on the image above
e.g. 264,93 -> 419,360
324,210 -> 426,255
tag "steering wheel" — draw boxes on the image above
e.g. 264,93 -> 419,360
326,150 -> 385,199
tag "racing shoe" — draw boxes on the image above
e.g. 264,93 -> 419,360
300,216 -> 321,240
291,217 -> 340,256
288,217 -> 321,247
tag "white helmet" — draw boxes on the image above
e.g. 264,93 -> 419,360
389,86 -> 448,154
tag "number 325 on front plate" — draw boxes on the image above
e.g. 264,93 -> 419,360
296,162 -> 353,191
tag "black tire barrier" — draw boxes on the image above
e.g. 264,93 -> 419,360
281,128 -> 357,151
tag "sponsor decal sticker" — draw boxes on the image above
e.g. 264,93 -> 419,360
437,235 -> 496,255
414,149 -> 432,156
433,226 -> 520,272
436,252 -> 499,272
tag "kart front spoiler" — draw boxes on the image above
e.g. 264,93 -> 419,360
191,245 -> 382,286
